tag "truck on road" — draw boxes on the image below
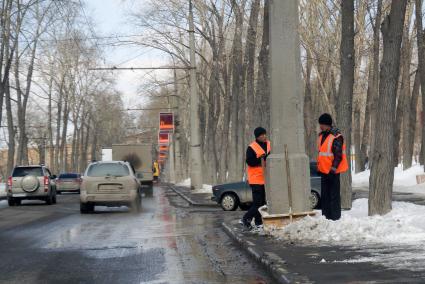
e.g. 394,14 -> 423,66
112,144 -> 154,196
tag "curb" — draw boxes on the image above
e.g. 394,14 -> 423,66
222,222 -> 311,284
168,185 -> 217,207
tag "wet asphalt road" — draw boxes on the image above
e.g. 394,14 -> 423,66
0,185 -> 273,284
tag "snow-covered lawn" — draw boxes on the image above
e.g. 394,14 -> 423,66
353,164 -> 425,194
271,199 -> 425,271
175,179 -> 213,194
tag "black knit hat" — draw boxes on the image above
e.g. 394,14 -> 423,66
318,113 -> 333,126
254,127 -> 267,138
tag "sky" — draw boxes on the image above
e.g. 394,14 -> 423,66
83,0 -> 170,108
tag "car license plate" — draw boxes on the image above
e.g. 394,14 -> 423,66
13,194 -> 26,197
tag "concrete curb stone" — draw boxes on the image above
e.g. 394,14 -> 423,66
168,185 -> 217,207
222,222 -> 312,284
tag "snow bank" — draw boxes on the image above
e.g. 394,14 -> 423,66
353,164 -> 425,194
273,199 -> 425,247
175,178 -> 212,194
0,183 -> 6,198
176,179 -> 191,187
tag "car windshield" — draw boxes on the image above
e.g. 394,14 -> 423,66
86,163 -> 130,177
12,167 -> 44,177
59,173 -> 79,179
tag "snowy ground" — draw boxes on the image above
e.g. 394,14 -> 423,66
175,179 -> 213,194
353,164 -> 425,195
270,198 -> 425,271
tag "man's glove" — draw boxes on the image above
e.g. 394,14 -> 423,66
330,167 -> 337,174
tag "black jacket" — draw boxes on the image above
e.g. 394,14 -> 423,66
246,140 -> 269,167
319,128 -> 344,172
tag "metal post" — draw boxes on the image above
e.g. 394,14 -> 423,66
188,0 -> 203,190
266,0 -> 310,214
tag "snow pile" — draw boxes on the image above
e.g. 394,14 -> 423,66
193,184 -> 213,194
176,179 -> 191,187
175,178 -> 213,194
353,164 -> 425,194
0,183 -> 6,198
273,199 -> 425,246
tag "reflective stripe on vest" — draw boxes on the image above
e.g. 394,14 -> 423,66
317,133 -> 349,174
247,141 -> 271,185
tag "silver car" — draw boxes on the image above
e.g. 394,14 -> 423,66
56,173 -> 81,194
7,165 -> 57,206
80,161 -> 142,213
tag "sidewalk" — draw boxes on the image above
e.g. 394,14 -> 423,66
223,219 -> 425,284
167,184 -> 217,207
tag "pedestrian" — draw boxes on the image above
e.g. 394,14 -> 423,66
153,160 -> 160,183
317,113 -> 348,221
240,127 -> 271,230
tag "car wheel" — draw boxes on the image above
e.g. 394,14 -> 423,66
220,193 -> 238,211
57,191 -> 62,195
52,193 -> 57,204
7,197 -> 16,206
80,202 -> 94,214
239,203 -> 251,211
310,191 -> 320,209
15,199 -> 22,206
131,196 -> 142,213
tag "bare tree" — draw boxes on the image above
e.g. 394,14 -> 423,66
369,0 -> 407,216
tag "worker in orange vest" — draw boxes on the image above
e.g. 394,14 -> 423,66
317,113 -> 348,220
153,161 -> 160,183
240,127 -> 271,230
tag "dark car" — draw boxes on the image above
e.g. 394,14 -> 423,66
56,173 -> 82,194
211,162 -> 321,211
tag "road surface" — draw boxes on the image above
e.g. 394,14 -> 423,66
0,185 -> 272,284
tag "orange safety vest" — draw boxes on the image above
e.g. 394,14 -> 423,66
317,133 -> 349,174
247,141 -> 271,185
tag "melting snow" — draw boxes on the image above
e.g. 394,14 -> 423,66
274,199 -> 425,246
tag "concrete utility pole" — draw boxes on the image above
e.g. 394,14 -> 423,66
188,0 -> 203,190
266,0 -> 311,214
173,69 -> 183,182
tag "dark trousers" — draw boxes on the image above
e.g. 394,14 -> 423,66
243,185 -> 266,225
321,173 -> 341,221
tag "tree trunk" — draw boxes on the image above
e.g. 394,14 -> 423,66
336,0 -> 355,210
304,48 -> 315,160
369,0 -> 407,216
254,0 -> 270,130
369,0 -> 383,169
354,105 -> 362,173
394,5 -> 413,168
5,80 -> 15,175
416,0 -> 425,167
359,64 -> 374,172
228,0 -> 245,182
403,70 -> 420,169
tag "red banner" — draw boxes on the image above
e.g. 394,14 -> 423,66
159,145 -> 169,152
159,112 -> 174,132
158,132 -> 169,145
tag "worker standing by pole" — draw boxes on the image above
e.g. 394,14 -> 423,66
240,127 -> 271,230
188,0 -> 203,190
317,113 -> 349,220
